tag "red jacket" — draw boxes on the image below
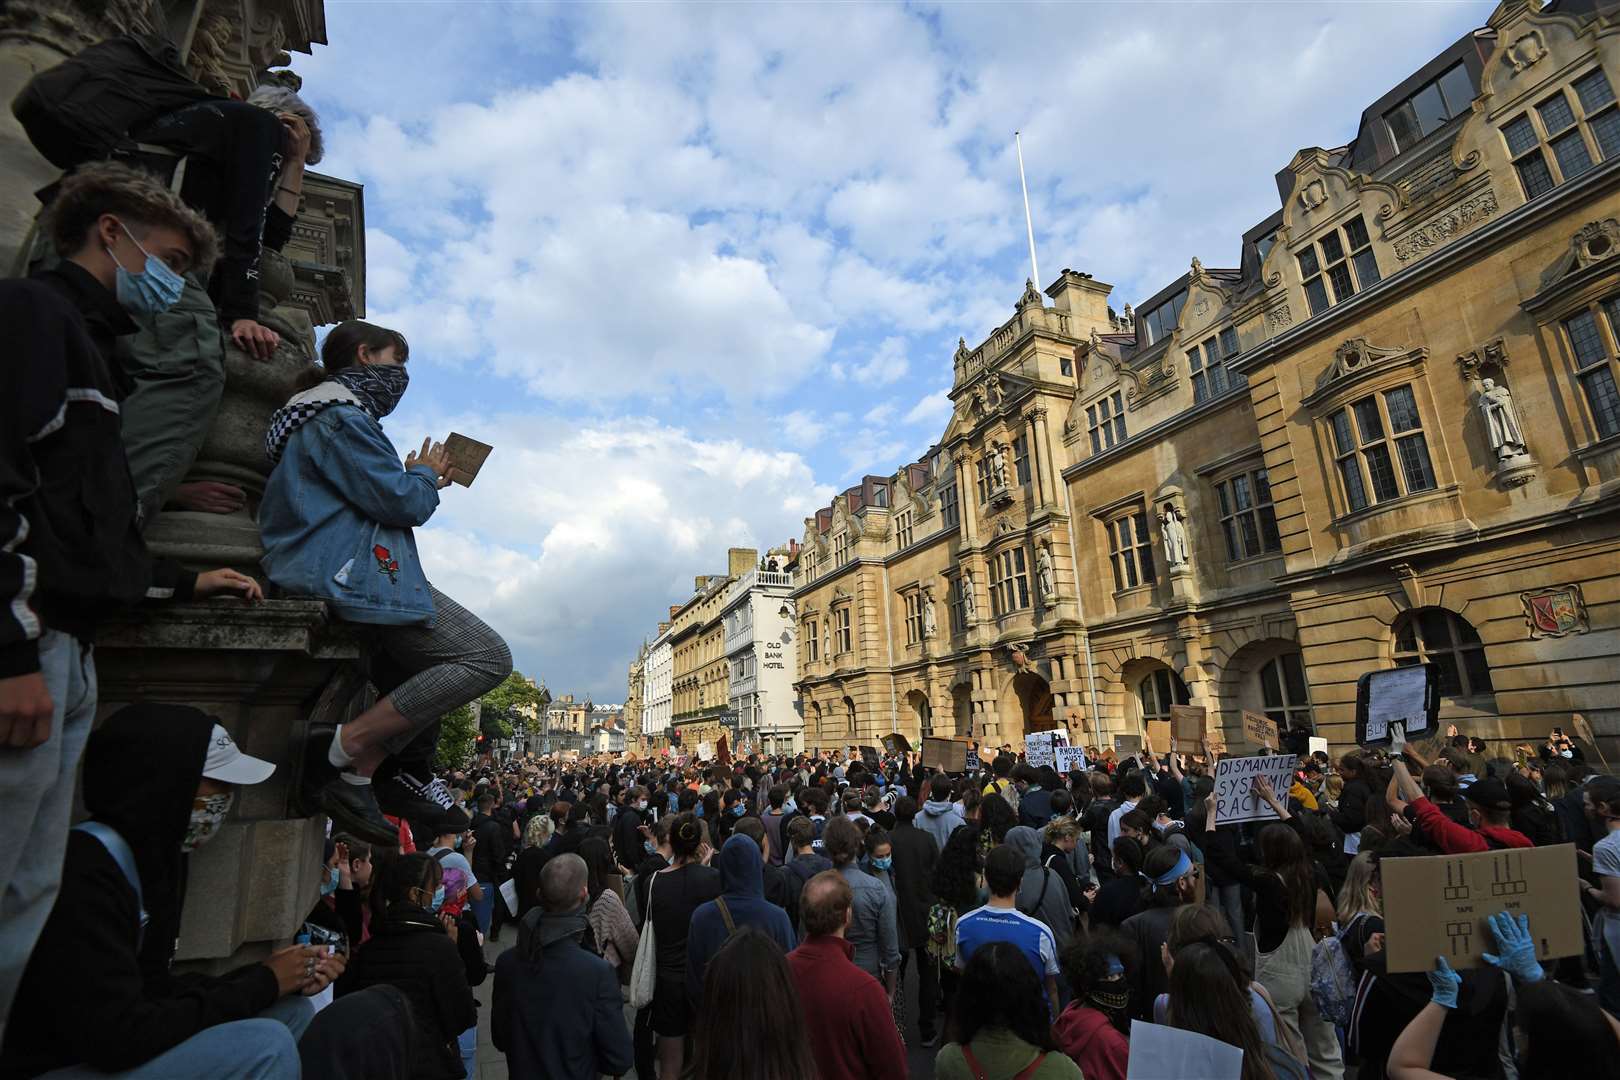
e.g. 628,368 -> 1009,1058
1053,1003 -> 1129,1080
1411,797 -> 1533,854
787,935 -> 906,1080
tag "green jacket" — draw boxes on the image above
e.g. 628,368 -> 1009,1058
934,1030 -> 1085,1080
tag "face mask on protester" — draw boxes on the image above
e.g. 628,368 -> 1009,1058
637,800 -> 648,811
107,220 -> 185,316
452,834 -> 463,850
333,361 -> 409,418
182,792 -> 234,852
644,839 -> 657,855
320,865 -> 340,897
872,856 -> 893,871
430,885 -> 446,912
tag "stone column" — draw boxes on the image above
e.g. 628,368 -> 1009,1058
1024,410 -> 1047,507
1032,406 -> 1058,509
955,458 -> 978,544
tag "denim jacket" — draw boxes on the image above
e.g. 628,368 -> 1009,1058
259,405 -> 440,625
839,863 -> 900,978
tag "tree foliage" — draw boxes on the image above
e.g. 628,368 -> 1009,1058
434,703 -> 478,770
478,670 -> 544,739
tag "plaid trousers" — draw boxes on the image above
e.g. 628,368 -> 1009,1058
371,586 -> 511,754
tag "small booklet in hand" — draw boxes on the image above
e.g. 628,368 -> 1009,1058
443,433 -> 493,487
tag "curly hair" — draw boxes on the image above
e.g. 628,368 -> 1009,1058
244,84 -> 325,164
46,161 -> 218,271
930,825 -> 984,911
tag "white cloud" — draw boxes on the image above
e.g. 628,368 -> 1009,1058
903,387 -> 954,429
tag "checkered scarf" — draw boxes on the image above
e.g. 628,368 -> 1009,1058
264,381 -> 366,464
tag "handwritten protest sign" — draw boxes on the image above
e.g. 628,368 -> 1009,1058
1242,710 -> 1279,750
964,747 -> 981,771
443,433 -> 493,487
1212,753 -> 1297,825
1055,745 -> 1087,774
696,741 -> 713,762
1308,736 -> 1328,758
1024,730 -> 1065,767
1170,705 -> 1205,748
882,732 -> 911,754
1356,664 -> 1438,745
1382,844 -> 1582,973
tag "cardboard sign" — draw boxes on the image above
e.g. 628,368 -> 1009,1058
1055,745 -> 1087,774
1242,710 -> 1279,750
1170,705 -> 1205,748
964,747 -> 981,772
696,741 -> 713,762
1356,664 -> 1439,745
443,432 -> 493,487
1114,734 -> 1143,754
1381,844 -> 1583,974
1204,716 -> 1227,754
882,732 -> 912,754
1308,736 -> 1329,758
1024,730 -> 1064,768
1126,1022 -> 1243,1080
1212,753 -> 1298,825
922,736 -> 968,773
860,745 -> 881,771
1145,720 -> 1171,755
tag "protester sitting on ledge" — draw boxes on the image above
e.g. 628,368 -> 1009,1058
0,162 -> 263,1039
0,705 -> 343,1079
259,318 -> 511,843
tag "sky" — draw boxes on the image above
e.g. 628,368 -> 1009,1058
293,0 -> 1497,705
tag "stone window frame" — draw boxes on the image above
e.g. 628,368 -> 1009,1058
1136,667 -> 1190,724
1556,292 -> 1620,443
802,615 -> 820,663
1187,325 -> 1248,404
1499,66 -> 1620,202
938,478 -> 961,532
833,603 -> 853,656
1296,214 -> 1382,318
1392,607 -> 1497,708
1011,433 -> 1032,485
987,543 -> 1031,618
1302,350 -> 1454,526
1100,503 -> 1157,595
1212,465 -> 1283,564
900,584 -> 925,646
946,571 -> 969,633
1258,651 -> 1314,733
974,455 -> 993,503
1086,390 -> 1127,455
894,508 -> 915,551
832,531 -> 850,566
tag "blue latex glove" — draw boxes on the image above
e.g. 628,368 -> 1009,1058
1483,911 -> 1544,983
1428,956 -> 1460,1008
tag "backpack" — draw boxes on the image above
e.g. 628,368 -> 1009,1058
11,34 -> 218,170
1309,912 -> 1368,1026
925,901 -> 958,967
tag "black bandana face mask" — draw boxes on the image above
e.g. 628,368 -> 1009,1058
333,362 -> 409,418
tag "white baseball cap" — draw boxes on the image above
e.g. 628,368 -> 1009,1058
202,723 -> 276,785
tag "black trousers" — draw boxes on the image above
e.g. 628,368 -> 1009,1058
899,944 -> 940,1037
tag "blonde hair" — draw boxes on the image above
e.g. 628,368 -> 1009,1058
1336,850 -> 1381,925
1044,817 -> 1081,845
45,161 -> 218,271
524,813 -> 555,849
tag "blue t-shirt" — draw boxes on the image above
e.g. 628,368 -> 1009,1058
954,905 -> 1059,1005
427,846 -> 475,883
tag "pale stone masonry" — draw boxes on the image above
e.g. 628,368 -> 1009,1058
794,0 -> 1620,757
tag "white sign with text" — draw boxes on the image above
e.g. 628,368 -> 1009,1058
1212,754 -> 1298,825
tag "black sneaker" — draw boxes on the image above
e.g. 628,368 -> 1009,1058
321,777 -> 402,845
294,727 -> 343,818
377,769 -> 469,831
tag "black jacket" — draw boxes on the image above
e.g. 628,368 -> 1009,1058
0,264 -> 193,677
888,821 -> 938,951
1332,777 -> 1374,836
0,706 -> 277,1078
611,805 -> 644,869
336,905 -> 476,1080
470,811 -> 506,881
492,908 -> 633,1080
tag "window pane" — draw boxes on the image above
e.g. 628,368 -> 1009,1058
1590,107 -> 1620,161
1254,468 -> 1273,503
1432,654 -> 1463,697
1387,100 -> 1422,152
1339,459 -> 1368,511
1297,247 -> 1321,277
1167,291 -> 1185,326
1396,433 -> 1437,492
1258,505 -> 1282,551
1187,348 -> 1204,373
1418,609 -> 1451,649
1113,412 -> 1127,443
1344,215 -> 1371,250
1304,277 -> 1331,316
1552,130 -> 1594,178
1437,63 -> 1475,118
1517,151 -> 1556,198
1216,482 -> 1232,516
1090,430 -> 1101,455
1576,68 -> 1617,113
1232,473 -> 1253,510
1320,231 -> 1345,264
1238,511 -> 1261,558
1384,385 -> 1422,433
1395,620 -> 1418,653
1503,116 -> 1538,156
1259,660 -> 1283,709
1364,444 -> 1400,502
1132,513 -> 1149,543
1111,554 -> 1125,592
1153,670 -> 1171,713
1540,92 -> 1577,134
1353,398 -> 1385,443
1138,545 -> 1155,584
1326,261 -> 1356,303
1222,519 -> 1241,561
1463,646 -> 1495,695
1568,309 -> 1607,366
1192,371 -> 1208,404
1282,652 -> 1309,705
1413,82 -> 1448,137
1581,366 -> 1620,437
1353,248 -> 1381,289
1330,410 -> 1356,456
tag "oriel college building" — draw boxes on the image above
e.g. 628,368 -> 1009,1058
792,0 -> 1620,757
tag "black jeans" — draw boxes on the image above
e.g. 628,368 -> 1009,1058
899,945 -> 939,1037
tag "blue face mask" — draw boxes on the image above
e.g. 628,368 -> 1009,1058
731,804 -> 746,817
319,865 -> 339,897
431,885 -> 446,912
452,835 -> 463,850
107,221 -> 185,316
644,839 -> 657,855
872,856 -> 892,871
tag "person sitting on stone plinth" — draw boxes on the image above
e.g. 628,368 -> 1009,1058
259,318 -> 511,845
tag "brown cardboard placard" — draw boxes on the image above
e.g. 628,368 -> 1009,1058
921,736 -> 968,773
1204,714 -> 1228,754
1145,720 -> 1171,755
1242,710 -> 1279,750
1114,734 -> 1142,755
444,432 -> 494,487
882,732 -> 912,754
1170,705 -> 1206,748
1381,844 -> 1583,974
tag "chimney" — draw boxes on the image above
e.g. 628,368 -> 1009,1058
728,547 -> 759,577
1046,269 -> 1114,336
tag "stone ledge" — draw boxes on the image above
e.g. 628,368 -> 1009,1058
97,598 -> 364,660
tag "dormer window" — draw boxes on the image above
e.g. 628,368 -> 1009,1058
1299,216 -> 1380,316
1188,326 -> 1246,403
1139,292 -> 1185,345
1385,62 -> 1474,154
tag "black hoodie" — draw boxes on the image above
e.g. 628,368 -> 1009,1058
0,704 -> 281,1077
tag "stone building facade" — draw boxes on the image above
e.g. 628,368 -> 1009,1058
624,645 -> 646,752
795,0 -> 1620,756
722,549 -> 803,754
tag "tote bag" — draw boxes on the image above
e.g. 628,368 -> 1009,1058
628,870 -> 659,1009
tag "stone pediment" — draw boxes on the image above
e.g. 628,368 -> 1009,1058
1303,338 -> 1428,405
1541,218 -> 1620,290
946,367 -> 1039,443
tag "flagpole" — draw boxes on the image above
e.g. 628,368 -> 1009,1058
1015,130 -> 1040,290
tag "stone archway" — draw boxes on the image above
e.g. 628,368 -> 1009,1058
905,689 -> 932,740
951,682 -> 973,737
999,670 -> 1056,741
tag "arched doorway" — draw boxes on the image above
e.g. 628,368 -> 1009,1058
999,671 -> 1056,740
952,682 -> 973,737
905,689 -> 932,740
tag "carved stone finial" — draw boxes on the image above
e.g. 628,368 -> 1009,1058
1018,278 -> 1043,310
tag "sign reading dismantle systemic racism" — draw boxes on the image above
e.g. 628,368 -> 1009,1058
1212,753 -> 1298,825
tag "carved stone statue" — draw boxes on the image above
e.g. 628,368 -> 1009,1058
986,372 -> 1004,405
1159,503 -> 1190,569
1477,378 -> 1528,460
822,621 -> 831,661
961,572 -> 978,624
989,444 -> 1009,489
1036,545 -> 1057,602
922,593 -> 938,638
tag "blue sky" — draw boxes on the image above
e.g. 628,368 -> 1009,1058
292,0 -> 1495,704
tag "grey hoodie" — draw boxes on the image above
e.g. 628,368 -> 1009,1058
1005,825 -> 1074,949
918,798 -> 966,851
